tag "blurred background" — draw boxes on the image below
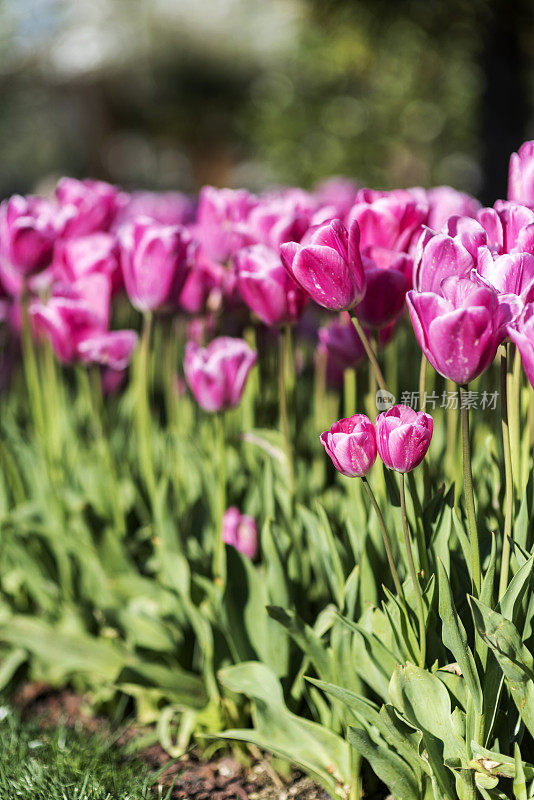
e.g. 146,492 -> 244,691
0,0 -> 532,204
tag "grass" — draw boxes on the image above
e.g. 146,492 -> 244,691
0,705 -> 161,800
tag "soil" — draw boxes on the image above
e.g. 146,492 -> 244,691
12,684 -> 331,800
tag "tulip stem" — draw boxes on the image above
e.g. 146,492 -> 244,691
499,344 -> 514,600
279,327 -> 295,496
400,472 -> 426,668
348,311 -> 388,396
407,470 -> 430,578
344,367 -> 356,419
214,411 -> 226,586
418,354 -> 427,411
459,384 -> 481,596
136,311 -> 156,497
510,344 -> 522,497
361,476 -> 404,603
21,288 -> 45,441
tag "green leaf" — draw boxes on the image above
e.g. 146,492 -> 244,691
267,606 -> 332,680
437,560 -> 482,713
470,742 -> 534,780
499,557 -> 534,624
470,598 -> 534,737
513,743 -> 527,800
348,726 -> 420,800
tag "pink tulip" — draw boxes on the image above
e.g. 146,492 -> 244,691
0,194 -> 58,276
320,414 -> 377,477
508,141 -> 534,207
76,330 -> 138,370
235,244 -> 308,326
422,186 -> 481,230
112,190 -> 196,228
184,336 -> 257,413
119,219 -> 191,312
243,189 -> 317,249
508,303 -> 534,388
280,219 -> 366,311
195,186 -> 256,262
178,246 -> 225,314
222,507 -> 258,559
53,233 -> 122,293
314,177 -> 359,218
407,277 -> 509,384
478,201 -> 534,256
474,248 -> 534,303
413,217 -> 486,293
375,404 -> 433,473
56,178 -> 120,237
347,190 -> 428,253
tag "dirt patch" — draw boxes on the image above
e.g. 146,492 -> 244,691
12,684 -> 331,800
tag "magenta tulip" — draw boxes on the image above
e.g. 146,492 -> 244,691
280,219 -> 366,311
222,507 -> 258,559
318,317 -> 366,371
478,201 -> 534,256
507,303 -> 534,388
413,218 -> 486,293
375,404 -> 433,473
407,277 -> 509,384
474,247 -> 534,303
235,244 -> 308,326
119,219 -> 191,312
54,233 -> 122,293
508,141 -> 534,207
56,178 -> 120,237
76,330 -> 138,370
347,190 -> 427,253
355,249 -> 410,328
195,186 -> 256,262
424,186 -> 481,230
112,190 -> 196,228
320,414 -> 377,477
184,336 -> 257,413
0,195 -> 58,276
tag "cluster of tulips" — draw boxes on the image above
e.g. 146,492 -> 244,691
3,141 -> 534,799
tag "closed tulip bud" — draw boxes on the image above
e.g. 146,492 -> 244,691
407,277 -> 509,384
0,194 -> 58,275
56,177 -> 120,237
347,190 -> 428,252
508,141 -> 534,207
413,217 -> 486,294
508,303 -> 534,388
235,244 -> 308,326
184,336 -> 257,413
318,317 -> 365,371
222,507 -> 258,559
320,414 -> 377,477
375,404 -> 433,473
280,219 -> 366,311
119,219 -> 191,312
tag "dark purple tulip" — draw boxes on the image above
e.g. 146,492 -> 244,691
375,404 -> 433,473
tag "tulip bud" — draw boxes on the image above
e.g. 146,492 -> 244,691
320,414 -> 377,477
222,507 -> 258,559
76,330 -> 139,371
0,194 -> 58,276
54,233 -> 122,294
375,404 -> 433,473
119,219 -> 191,312
407,277 -> 510,384
280,219 -> 366,311
235,244 -> 308,326
184,336 -> 257,413
508,141 -> 534,207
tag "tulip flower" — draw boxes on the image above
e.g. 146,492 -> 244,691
474,247 -> 534,303
477,201 -> 534,257
54,233 -> 122,293
320,414 -> 377,477
184,336 -> 257,413
280,219 -> 366,311
0,194 -> 58,277
423,186 -> 481,230
76,330 -> 139,371
508,140 -> 534,207
112,190 -> 196,228
413,218 -> 486,293
347,190 -> 427,253
407,277 -> 509,384
244,189 -> 317,249
56,177 -> 120,237
508,303 -> 534,388
195,186 -> 256,262
318,317 -> 365,372
375,404 -> 433,473
235,244 -> 308,326
355,249 -> 410,329
222,507 -> 258,559
119,219 -> 191,312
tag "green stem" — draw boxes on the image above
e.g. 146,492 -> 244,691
419,354 -> 427,411
344,367 -> 356,419
407,470 -> 430,578
510,344 -> 522,496
214,412 -> 226,585
361,476 -> 405,603
400,473 -> 426,668
279,328 -> 295,496
445,377 -> 458,485
20,288 -> 45,439
347,311 -> 388,395
136,312 -> 156,497
499,345 -> 514,599
459,384 -> 481,596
